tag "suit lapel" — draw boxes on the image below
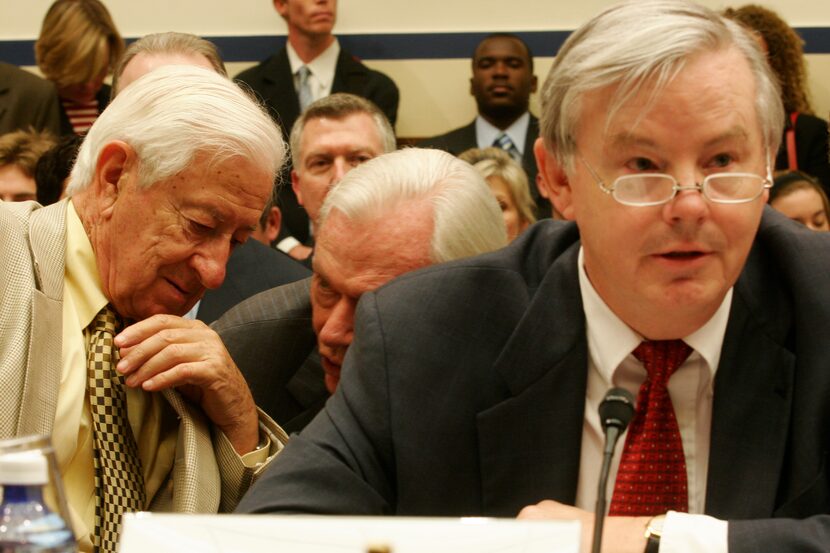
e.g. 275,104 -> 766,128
705,274 -> 795,518
18,201 -> 68,437
161,389 -> 221,513
478,242 -> 588,514
261,50 -> 299,135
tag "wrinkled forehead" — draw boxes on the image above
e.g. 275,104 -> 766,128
573,48 -> 764,152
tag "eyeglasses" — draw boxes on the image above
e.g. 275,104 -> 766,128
581,157 -> 772,207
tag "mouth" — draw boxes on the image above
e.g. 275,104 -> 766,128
659,251 -> 707,260
488,85 -> 513,96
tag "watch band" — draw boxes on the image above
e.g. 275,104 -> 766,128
644,514 -> 666,553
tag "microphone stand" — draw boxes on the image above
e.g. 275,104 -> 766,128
592,425 -> 621,553
590,388 -> 634,553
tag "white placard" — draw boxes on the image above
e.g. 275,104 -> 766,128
119,513 -> 581,553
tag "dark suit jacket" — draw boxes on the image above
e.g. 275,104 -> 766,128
197,239 -> 310,324
0,62 -> 61,136
418,115 -> 550,218
238,208 -> 830,552
212,278 -> 326,434
235,46 -> 400,246
57,84 -> 111,137
776,112 -> 830,195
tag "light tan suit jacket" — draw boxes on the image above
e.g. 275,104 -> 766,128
0,199 -> 287,513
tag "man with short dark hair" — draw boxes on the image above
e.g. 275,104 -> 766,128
420,33 -> 546,215
238,3 -> 830,552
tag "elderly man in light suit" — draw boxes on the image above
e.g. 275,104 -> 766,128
0,66 -> 287,553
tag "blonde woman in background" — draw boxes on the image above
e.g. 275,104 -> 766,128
459,147 -> 537,241
35,0 -> 124,136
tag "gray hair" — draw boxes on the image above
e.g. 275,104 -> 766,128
111,32 -> 227,96
540,0 -> 784,170
319,148 -> 507,263
67,65 -> 284,194
289,93 -> 396,168
458,147 -> 537,227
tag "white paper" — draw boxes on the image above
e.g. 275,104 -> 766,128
119,513 -> 581,553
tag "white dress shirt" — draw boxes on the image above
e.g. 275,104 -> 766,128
475,111 -> 530,154
575,247 -> 729,553
286,39 -> 340,104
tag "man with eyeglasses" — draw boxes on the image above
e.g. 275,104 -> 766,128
238,2 -> 830,552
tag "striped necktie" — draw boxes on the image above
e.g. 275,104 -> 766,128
609,339 -> 691,516
493,132 -> 521,161
87,305 -> 146,553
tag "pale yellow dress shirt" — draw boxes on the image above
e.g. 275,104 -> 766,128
55,201 -> 178,553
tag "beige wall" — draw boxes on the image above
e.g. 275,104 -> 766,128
6,1 -> 830,137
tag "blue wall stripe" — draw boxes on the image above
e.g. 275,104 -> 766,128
3,28 -> 830,66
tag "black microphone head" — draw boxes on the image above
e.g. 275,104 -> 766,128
599,387 -> 635,432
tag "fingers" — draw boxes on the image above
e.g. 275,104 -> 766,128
116,327 -> 223,391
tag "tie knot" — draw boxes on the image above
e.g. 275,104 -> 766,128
493,132 -> 514,149
632,339 -> 692,383
91,305 -> 122,336
297,65 -> 310,79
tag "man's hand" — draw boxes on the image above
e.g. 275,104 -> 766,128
288,243 -> 313,260
517,500 -> 649,553
113,314 -> 259,455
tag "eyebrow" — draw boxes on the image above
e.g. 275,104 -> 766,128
609,127 -> 751,150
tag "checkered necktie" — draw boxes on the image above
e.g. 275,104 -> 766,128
493,132 -> 521,161
87,305 -> 146,553
609,339 -> 691,516
297,65 -> 313,111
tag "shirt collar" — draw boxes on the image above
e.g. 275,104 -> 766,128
475,111 -> 530,153
64,200 -> 108,330
286,38 -> 340,89
578,246 -> 730,384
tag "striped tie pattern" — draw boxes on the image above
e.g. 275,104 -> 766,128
493,132 -> 521,161
87,305 -> 146,553
609,339 -> 691,516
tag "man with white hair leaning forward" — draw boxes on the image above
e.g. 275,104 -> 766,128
0,66 -> 287,553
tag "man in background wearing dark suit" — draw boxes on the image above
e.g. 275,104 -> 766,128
236,0 -> 399,260
0,62 -> 61,136
420,33 -> 548,216
237,2 -> 830,552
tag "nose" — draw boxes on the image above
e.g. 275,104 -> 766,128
317,297 -> 355,350
663,173 -> 709,223
332,157 -> 349,184
190,239 -> 230,289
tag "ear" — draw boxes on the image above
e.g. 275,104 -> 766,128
291,169 -> 304,207
530,74 -> 538,94
273,0 -> 289,19
264,206 -> 282,245
92,141 -> 137,219
534,137 -> 575,220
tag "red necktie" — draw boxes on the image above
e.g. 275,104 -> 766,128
608,339 -> 692,516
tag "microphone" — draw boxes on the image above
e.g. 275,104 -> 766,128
591,387 -> 636,553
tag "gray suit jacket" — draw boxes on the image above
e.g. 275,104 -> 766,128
0,199 -> 287,514
212,278 -> 327,434
238,209 -> 830,552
